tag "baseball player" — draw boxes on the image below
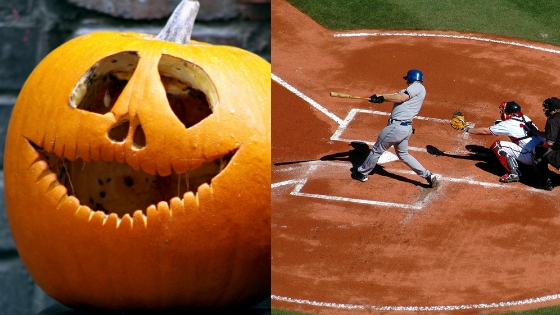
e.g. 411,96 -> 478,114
461,101 -> 544,183
531,97 -> 560,191
351,69 -> 438,188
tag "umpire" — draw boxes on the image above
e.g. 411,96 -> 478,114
351,69 -> 438,188
532,97 -> 560,191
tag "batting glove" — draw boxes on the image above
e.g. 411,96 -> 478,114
369,94 -> 385,103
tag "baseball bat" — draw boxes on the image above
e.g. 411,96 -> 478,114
330,91 -> 370,100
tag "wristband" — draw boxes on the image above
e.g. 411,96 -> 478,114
464,126 -> 470,133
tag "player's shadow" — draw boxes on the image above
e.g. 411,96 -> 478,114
319,141 -> 370,170
426,144 -> 540,186
426,144 -> 492,161
273,141 -> 371,167
321,141 -> 427,187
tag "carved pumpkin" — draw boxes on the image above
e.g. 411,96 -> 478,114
4,0 -> 270,310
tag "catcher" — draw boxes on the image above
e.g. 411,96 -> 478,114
451,101 -> 544,183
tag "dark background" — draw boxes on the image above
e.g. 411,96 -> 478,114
0,0 -> 270,314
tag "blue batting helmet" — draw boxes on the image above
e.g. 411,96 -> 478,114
403,69 -> 423,83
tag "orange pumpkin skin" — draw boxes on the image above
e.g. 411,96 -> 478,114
4,31 -> 270,310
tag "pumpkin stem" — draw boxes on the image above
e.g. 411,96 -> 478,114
156,0 -> 200,44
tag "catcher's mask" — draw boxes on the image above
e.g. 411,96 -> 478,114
499,101 -> 522,117
403,69 -> 423,84
543,97 -> 560,117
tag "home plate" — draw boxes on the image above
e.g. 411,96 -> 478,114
378,151 -> 398,164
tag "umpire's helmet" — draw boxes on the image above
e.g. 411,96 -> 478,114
543,97 -> 560,110
543,97 -> 560,117
499,101 -> 522,116
403,69 -> 423,84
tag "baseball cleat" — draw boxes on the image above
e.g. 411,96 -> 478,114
426,174 -> 438,188
499,173 -> 520,183
351,171 -> 368,182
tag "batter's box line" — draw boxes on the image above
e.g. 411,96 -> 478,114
273,160 -> 552,195
332,108 -> 474,154
272,178 -> 425,210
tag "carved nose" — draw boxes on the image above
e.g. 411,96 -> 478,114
108,116 -> 146,149
108,117 -> 128,143
132,123 -> 146,149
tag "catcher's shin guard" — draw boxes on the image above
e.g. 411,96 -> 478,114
491,141 -> 519,175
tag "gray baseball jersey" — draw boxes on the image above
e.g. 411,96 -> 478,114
356,81 -> 432,180
390,82 -> 426,121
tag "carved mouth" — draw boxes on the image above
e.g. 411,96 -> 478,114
29,140 -> 235,218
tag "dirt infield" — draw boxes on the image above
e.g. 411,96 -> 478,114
271,0 -> 560,314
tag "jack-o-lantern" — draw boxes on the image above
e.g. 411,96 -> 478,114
4,0 -> 270,310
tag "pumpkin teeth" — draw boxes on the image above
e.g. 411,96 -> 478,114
75,205 -> 91,218
136,209 -> 149,228
45,175 -> 60,195
26,138 -> 236,218
102,213 -> 118,227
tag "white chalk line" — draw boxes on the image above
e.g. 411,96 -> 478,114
273,160 -> 549,196
272,293 -> 560,312
273,32 -> 560,312
272,178 -> 424,210
334,32 -> 560,55
272,73 -> 344,125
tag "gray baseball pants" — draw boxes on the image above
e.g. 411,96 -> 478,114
357,121 -> 430,178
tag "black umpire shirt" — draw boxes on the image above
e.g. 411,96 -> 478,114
545,111 -> 560,168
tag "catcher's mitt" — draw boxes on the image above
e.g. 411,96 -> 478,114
450,111 -> 468,130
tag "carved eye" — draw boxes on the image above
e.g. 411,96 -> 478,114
159,54 -> 214,129
69,51 -> 139,114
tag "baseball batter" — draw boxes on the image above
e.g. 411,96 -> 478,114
351,69 -> 438,188
461,101 -> 544,183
